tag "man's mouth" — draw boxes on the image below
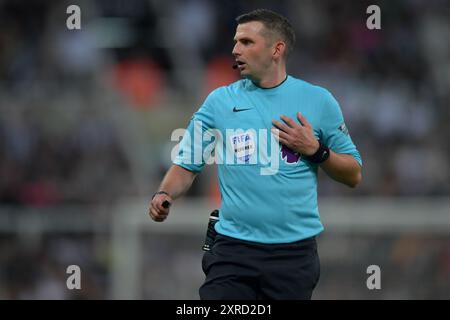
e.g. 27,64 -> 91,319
236,61 -> 246,70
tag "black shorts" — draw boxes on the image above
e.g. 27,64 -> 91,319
199,234 -> 320,300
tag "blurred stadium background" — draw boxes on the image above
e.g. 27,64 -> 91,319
1,0 -> 449,299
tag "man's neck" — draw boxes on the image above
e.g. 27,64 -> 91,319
252,66 -> 287,89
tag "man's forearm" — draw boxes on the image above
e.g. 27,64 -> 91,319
158,165 -> 198,200
320,151 -> 362,188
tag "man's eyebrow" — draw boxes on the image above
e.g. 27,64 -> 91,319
234,37 -> 252,43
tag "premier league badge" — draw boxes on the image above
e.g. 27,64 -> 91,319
281,145 -> 300,164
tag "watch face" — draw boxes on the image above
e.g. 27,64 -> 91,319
305,142 -> 329,163
317,144 -> 330,163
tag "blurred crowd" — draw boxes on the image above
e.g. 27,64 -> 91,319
0,234 -> 108,299
1,0 -> 449,206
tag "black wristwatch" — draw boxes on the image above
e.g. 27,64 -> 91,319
303,141 -> 330,164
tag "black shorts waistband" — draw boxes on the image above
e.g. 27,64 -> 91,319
215,233 -> 316,251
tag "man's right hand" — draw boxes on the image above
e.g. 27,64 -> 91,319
149,192 -> 172,222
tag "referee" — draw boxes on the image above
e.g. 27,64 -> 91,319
150,9 -> 362,300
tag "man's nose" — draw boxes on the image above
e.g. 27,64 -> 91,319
232,43 -> 241,57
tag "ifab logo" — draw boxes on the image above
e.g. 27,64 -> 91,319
66,265 -> 81,290
366,265 -> 381,290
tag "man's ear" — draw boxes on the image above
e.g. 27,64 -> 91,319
273,41 -> 286,60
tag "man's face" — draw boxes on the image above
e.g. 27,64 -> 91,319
232,21 -> 274,81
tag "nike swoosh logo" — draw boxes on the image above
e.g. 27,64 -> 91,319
233,107 -> 252,112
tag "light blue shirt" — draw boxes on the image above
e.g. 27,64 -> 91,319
174,75 -> 362,243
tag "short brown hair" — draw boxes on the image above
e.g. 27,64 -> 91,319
236,9 -> 296,59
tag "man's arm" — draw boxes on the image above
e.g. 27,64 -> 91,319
272,112 -> 362,188
149,164 -> 198,222
319,151 -> 361,188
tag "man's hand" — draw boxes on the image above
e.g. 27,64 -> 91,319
149,192 -> 173,222
271,112 -> 319,156
272,113 -> 361,187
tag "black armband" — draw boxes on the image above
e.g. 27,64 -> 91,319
303,141 -> 330,164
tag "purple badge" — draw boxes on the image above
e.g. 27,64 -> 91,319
281,145 -> 300,164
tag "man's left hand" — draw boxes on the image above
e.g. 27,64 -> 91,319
271,112 -> 319,156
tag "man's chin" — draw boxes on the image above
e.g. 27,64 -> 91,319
240,71 -> 252,79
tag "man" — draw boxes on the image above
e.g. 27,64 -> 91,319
149,9 -> 362,299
